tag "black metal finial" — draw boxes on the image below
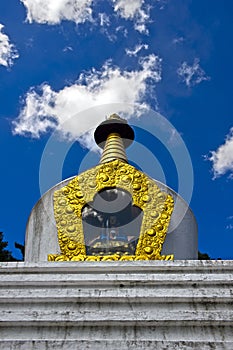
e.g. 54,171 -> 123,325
94,114 -> 135,149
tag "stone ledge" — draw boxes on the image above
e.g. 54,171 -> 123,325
1,260 -> 233,272
0,340 -> 233,350
1,325 -> 232,341
0,261 -> 232,349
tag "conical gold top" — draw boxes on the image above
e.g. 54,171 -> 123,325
107,113 -> 126,122
94,114 -> 134,164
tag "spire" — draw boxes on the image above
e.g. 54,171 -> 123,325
99,132 -> 127,163
94,114 -> 135,164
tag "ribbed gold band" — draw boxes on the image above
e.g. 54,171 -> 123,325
100,133 -> 128,164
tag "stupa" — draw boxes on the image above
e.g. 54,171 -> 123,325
25,114 -> 197,262
1,114 -> 232,350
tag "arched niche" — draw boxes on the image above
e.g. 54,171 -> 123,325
82,187 -> 143,256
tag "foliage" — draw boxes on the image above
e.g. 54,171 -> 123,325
198,251 -> 211,260
0,232 -> 17,261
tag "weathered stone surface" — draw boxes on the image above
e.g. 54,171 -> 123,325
0,341 -> 233,350
0,261 -> 232,349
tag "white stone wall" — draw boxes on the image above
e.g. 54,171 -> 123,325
0,261 -> 232,349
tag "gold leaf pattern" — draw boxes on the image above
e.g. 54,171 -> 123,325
49,159 -> 174,261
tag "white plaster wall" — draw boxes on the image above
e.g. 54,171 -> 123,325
0,261 -> 232,349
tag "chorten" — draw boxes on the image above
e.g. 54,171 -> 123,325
2,114 -> 232,350
25,114 -> 197,262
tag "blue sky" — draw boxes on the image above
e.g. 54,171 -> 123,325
0,0 -> 233,260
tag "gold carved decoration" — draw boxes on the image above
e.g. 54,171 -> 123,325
48,159 -> 174,261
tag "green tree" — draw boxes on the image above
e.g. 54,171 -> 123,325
0,232 -> 16,261
198,251 -> 211,260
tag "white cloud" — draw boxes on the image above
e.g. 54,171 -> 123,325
113,0 -> 144,19
125,43 -> 148,57
116,25 -> 128,37
0,24 -> 19,67
226,216 -> 233,230
63,46 -> 73,52
12,55 -> 162,149
99,13 -> 110,27
156,0 -> 168,10
98,13 -> 116,42
112,0 -> 150,34
207,127 -> 233,179
20,0 -> 93,25
177,58 -> 210,87
172,37 -> 184,45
